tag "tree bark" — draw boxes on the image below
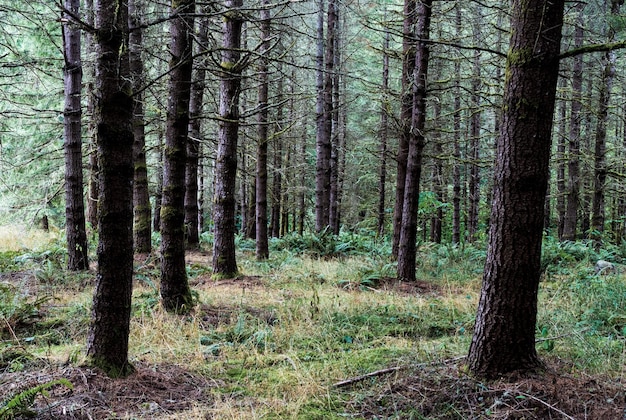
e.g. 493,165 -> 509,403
377,15 -> 390,238
160,0 -> 195,312
62,0 -> 89,271
392,0 -> 416,258
467,0 -> 565,378
87,0 -> 134,378
562,3 -> 584,241
129,0 -> 151,254
185,16 -> 209,249
314,0 -> 332,232
591,0 -> 621,243
213,0 -> 244,278
451,5 -> 462,245
467,7 -> 482,243
255,0 -> 271,260
84,0 -> 99,232
397,0 -> 432,282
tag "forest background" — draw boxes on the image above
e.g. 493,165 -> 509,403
1,0 -> 626,418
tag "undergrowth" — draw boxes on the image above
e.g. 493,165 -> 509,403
0,229 -> 624,418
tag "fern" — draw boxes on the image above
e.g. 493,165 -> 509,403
0,378 -> 73,419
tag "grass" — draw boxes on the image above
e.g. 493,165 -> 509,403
1,227 -> 625,418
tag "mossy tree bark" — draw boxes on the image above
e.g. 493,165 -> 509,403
160,0 -> 195,313
86,0 -> 134,378
467,0 -> 565,378
62,0 -> 89,271
129,0 -> 151,254
185,16 -> 209,249
212,0 -> 244,278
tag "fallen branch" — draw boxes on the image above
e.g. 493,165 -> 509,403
333,356 -> 465,388
333,366 -> 407,388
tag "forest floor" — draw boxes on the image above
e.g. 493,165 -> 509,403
1,240 -> 626,418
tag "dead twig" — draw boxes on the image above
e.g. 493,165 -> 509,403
332,356 -> 465,388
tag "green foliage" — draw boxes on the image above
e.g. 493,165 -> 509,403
0,378 -> 72,419
271,229 -> 389,259
0,283 -> 49,335
200,311 -> 274,354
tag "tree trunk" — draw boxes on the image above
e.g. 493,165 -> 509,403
397,0 -> 432,282
329,4 -> 341,235
255,0 -> 270,260
591,0 -> 621,243
185,17 -> 209,249
84,0 -> 99,232
451,6 -> 462,245
377,16 -> 390,238
87,0 -> 134,378
213,0 -> 244,278
392,0 -> 416,258
315,0 -> 332,232
467,0 -> 565,378
467,8 -> 482,243
556,77 -> 567,239
153,129 -> 164,233
430,86 -> 443,244
62,0 -> 89,271
129,0 -> 151,254
160,0 -> 195,312
562,3 -> 584,241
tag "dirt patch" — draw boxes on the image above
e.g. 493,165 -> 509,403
344,359 -> 626,419
0,362 -> 219,419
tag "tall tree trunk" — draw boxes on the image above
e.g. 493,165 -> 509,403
160,0 -> 195,312
591,0 -> 621,243
129,0 -> 151,254
271,48 -> 285,239
298,114 -> 307,235
562,3 -> 584,241
451,5 -> 462,245
62,0 -> 89,271
556,77 -> 567,239
467,0 -> 565,378
467,8 -> 482,243
397,0 -> 432,282
185,16 -> 209,249
329,4 -> 341,234
84,0 -> 99,231
213,0 -> 244,277
392,0 -> 416,258
315,0 -> 333,232
87,0 -> 134,378
377,16 -> 390,238
430,83 -> 443,244
255,0 -> 271,260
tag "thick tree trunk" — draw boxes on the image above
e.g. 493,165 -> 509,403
397,0 -> 432,282
315,0 -> 332,232
87,0 -> 134,378
62,0 -> 89,271
160,0 -> 195,312
392,0 -> 416,258
213,0 -> 244,277
562,4 -> 584,241
255,0 -> 270,260
185,17 -> 209,249
467,0 -> 565,378
129,0 -> 151,254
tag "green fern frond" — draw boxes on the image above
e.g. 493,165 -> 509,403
0,378 -> 73,419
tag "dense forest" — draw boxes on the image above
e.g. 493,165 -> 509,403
1,0 -> 626,418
